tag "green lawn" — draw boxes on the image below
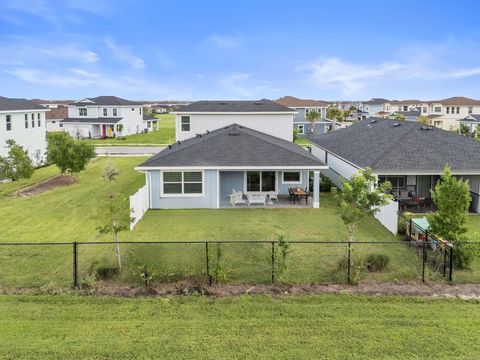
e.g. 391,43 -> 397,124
0,294 -> 479,359
294,136 -> 312,146
82,113 -> 175,145
0,165 -> 60,198
0,157 -> 444,288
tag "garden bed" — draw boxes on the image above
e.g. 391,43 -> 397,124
18,175 -> 76,196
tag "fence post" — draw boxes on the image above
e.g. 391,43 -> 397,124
421,240 -> 426,283
73,241 -> 78,289
271,241 -> 275,284
205,242 -> 211,286
347,242 -> 351,284
449,244 -> 454,282
409,219 -> 412,238
443,246 -> 447,277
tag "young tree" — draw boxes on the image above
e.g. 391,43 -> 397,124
0,140 -> 34,196
47,132 -> 94,175
306,109 -> 321,134
394,113 -> 406,121
459,124 -> 470,137
103,162 -> 119,183
326,106 -> 344,131
333,168 -> 392,243
417,115 -> 430,125
428,166 -> 473,268
96,192 -> 135,268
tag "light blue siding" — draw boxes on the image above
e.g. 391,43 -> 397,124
149,169 -> 218,209
294,122 -> 331,135
277,170 -> 309,193
219,171 -> 244,205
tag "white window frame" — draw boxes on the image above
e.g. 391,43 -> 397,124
103,108 -> 108,116
180,116 -> 191,132
160,170 -> 204,197
79,108 -> 87,116
243,171 -> 278,193
297,124 -> 305,134
24,114 -> 28,129
6,115 -> 11,131
282,171 -> 302,185
113,108 -> 118,116
434,106 -> 442,113
31,113 -> 35,128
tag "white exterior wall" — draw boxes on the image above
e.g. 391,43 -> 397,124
175,113 -> 294,142
66,105 -> 145,136
130,183 -> 149,230
0,110 -> 47,164
374,199 -> 399,235
46,119 -> 64,132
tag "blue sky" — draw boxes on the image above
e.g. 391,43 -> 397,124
1,0 -> 480,101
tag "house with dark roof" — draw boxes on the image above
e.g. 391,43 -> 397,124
133,124 -> 327,212
308,118 -> 480,213
275,96 -> 336,135
0,96 -> 48,164
45,106 -> 68,132
173,100 -> 296,142
389,107 -> 422,122
62,96 -> 145,138
458,114 -> 480,137
358,98 -> 391,118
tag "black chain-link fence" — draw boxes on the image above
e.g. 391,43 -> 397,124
1,239 -> 477,289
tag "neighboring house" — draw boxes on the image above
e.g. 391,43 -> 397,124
62,96 -> 145,139
45,106 -> 68,132
458,115 -> 480,135
134,124 -> 327,210
31,99 -> 73,109
0,96 -> 48,164
358,98 -> 390,117
308,118 -> 480,213
143,114 -> 158,132
174,100 -> 296,142
390,107 -> 421,122
420,97 -> 480,131
275,96 -> 332,134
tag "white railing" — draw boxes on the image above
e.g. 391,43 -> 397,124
374,199 -> 399,235
129,184 -> 149,230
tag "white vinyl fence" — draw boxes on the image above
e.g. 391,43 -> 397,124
374,199 -> 398,235
129,184 -> 149,230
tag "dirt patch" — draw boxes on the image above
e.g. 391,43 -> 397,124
18,175 -> 76,196
81,281 -> 480,299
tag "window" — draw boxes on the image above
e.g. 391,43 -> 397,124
131,108 -> 134,111
422,106 -> 427,113
139,108 -> 142,114
37,113 -> 41,127
456,107 -> 460,114
6,115 -> 11,131
403,105 -> 408,111
162,171 -> 203,195
31,113 -> 35,128
378,175 -> 406,189
113,108 -> 118,116
283,171 -> 302,184
468,106 -> 473,114
181,116 -> 190,131
79,108 -> 87,116
446,107 -> 450,114
103,108 -> 107,116
25,114 -> 28,129
246,171 -> 276,192
434,106 -> 442,112
297,124 -> 305,134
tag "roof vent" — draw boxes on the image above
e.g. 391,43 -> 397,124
168,145 -> 172,149
392,122 -> 401,127
177,141 -> 181,145
217,101 -> 227,105
367,124 -> 373,129
254,101 -> 263,105
206,130 -> 210,133
369,119 -> 377,123
420,126 -> 434,131
228,131 -> 241,136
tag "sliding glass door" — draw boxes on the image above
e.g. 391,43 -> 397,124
246,171 -> 276,192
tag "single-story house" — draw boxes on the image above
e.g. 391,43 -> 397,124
308,118 -> 480,213
458,114 -> 480,135
135,124 -> 327,209
143,114 -> 158,132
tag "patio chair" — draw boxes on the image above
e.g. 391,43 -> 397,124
288,188 -> 299,203
246,193 -> 266,206
229,189 -> 246,206
269,190 -> 279,202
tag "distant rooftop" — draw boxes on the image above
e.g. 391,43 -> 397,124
71,96 -> 140,106
275,96 -> 329,108
175,99 -> 295,113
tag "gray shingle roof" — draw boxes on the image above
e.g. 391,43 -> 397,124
138,124 -> 326,168
308,118 -> 480,173
0,96 -> 46,111
61,117 -> 122,124
175,99 -> 295,113
143,114 -> 157,121
71,96 -> 140,106
362,98 -> 390,105
459,115 -> 480,123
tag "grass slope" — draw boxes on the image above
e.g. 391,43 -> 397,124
0,294 -> 479,359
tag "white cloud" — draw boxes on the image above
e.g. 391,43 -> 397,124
105,38 -> 145,70
219,73 -> 269,97
207,34 -> 242,50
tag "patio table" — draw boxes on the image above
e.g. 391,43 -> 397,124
291,188 -> 308,205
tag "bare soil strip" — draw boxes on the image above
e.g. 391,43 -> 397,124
18,175 -> 76,196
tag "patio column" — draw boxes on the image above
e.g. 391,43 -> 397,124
313,170 -> 320,208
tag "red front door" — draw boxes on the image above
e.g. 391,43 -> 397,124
101,125 -> 106,137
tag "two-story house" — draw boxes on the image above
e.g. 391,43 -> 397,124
174,100 -> 296,142
0,96 -> 48,164
275,96 -> 334,135
358,98 -> 390,118
62,96 -> 146,138
422,97 -> 480,130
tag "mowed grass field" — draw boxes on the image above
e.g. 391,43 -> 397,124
1,294 -> 480,359
0,157 -> 438,287
82,113 -> 176,145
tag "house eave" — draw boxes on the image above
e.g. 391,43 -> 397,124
135,165 -> 328,171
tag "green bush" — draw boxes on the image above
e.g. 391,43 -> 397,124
454,241 -> 477,269
293,129 -> 299,142
320,174 -> 333,192
364,253 -> 390,272
95,266 -> 119,280
398,218 -> 407,235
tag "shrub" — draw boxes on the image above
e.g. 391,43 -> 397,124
211,244 -> 229,284
398,218 -> 407,235
274,235 -> 290,282
138,264 -> 155,288
364,253 -> 390,272
320,174 -> 333,192
454,240 -> 478,269
336,254 -> 365,284
79,274 -> 96,289
95,266 -> 119,280
293,129 -> 299,142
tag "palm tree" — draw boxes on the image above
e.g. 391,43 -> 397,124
306,109 -> 321,135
